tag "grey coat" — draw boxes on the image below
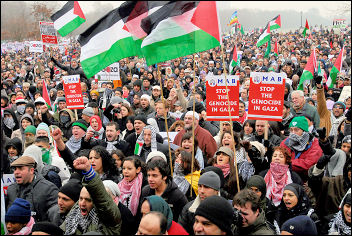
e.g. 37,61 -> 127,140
290,102 -> 320,127
6,174 -> 59,222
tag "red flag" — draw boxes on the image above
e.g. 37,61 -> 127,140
42,79 -> 52,109
232,44 -> 238,63
305,19 -> 309,29
274,40 -> 278,56
330,41 -> 333,48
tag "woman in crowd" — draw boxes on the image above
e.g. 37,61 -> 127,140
87,115 -> 105,140
180,132 -> 204,170
173,149 -> 201,201
117,103 -> 134,132
241,119 -> 255,140
121,115 -> 135,141
11,113 -> 34,143
111,149 -> 125,180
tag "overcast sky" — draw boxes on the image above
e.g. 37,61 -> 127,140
77,1 -> 348,19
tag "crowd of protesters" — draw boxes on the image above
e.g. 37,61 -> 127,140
1,25 -> 351,235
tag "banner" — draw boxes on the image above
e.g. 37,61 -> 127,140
1,174 -> 15,195
39,21 -> 58,44
247,72 -> 286,121
95,62 -> 121,87
29,41 -> 44,53
63,75 -> 84,109
206,74 -> 240,121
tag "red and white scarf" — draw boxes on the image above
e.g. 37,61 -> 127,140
214,163 -> 231,178
118,172 -> 143,216
264,162 -> 292,207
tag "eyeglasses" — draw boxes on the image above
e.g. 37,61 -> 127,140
333,106 -> 344,110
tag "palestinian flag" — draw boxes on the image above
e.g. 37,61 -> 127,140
257,23 -> 271,47
51,1 -> 86,37
42,79 -> 52,110
274,40 -> 278,56
264,40 -> 271,58
298,48 -> 317,90
140,1 -> 221,65
77,4 -> 142,78
228,10 -> 238,26
240,24 -> 245,35
134,141 -> 143,156
268,14 -> 281,31
229,44 -> 238,74
327,46 -> 344,88
303,19 -> 309,37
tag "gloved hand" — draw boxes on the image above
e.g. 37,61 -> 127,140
316,127 -> 326,141
263,140 -> 270,148
314,74 -> 323,85
316,155 -> 331,169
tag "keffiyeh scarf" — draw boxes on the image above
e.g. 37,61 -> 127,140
328,210 -> 351,235
64,204 -> 99,235
118,172 -> 143,216
173,163 -> 190,194
264,162 -> 293,206
287,132 -> 310,152
214,163 -> 231,178
66,135 -> 82,154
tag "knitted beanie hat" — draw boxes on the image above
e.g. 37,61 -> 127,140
289,116 -> 309,132
59,179 -> 83,202
72,119 -> 89,132
5,198 -> 31,224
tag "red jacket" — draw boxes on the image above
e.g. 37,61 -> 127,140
168,221 -> 189,235
280,137 -> 323,180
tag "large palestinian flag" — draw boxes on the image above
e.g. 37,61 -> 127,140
51,1 -> 86,37
140,1 -> 221,65
298,48 -> 317,90
327,46 -> 345,88
229,44 -> 239,74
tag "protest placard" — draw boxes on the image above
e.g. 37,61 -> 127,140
95,62 -> 121,87
247,72 -> 286,121
29,41 -> 43,53
338,86 -> 351,102
39,21 -> 58,44
1,174 -> 15,195
63,75 -> 84,109
206,74 -> 240,121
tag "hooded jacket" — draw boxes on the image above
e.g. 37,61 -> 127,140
5,137 -> 23,159
3,108 -> 20,138
140,178 -> 188,222
11,113 -> 34,143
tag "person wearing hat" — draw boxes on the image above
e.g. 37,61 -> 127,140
24,125 -> 37,149
127,79 -> 143,105
280,215 -> 318,235
173,111 -> 218,162
178,171 -> 221,234
81,107 -> 95,124
60,156 -> 121,234
14,97 -> 28,122
151,85 -> 162,104
280,116 -> 323,181
290,90 -> 320,128
24,102 -> 35,117
193,195 -> 234,235
6,156 -> 59,222
315,74 -> 346,138
89,90 -> 100,103
5,198 -> 35,235
47,175 -> 83,226
65,119 -> 89,154
135,94 -> 155,117
5,137 -> 23,169
233,188 -> 275,235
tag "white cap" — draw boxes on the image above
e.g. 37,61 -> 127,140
152,85 -> 161,90
141,94 -> 151,103
146,151 -> 167,163
185,111 -> 199,120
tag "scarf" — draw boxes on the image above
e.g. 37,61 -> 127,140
66,135 -> 82,154
265,162 -> 293,207
238,161 -> 255,182
287,132 -> 310,152
11,216 -> 35,235
118,172 -> 143,216
282,112 -> 294,126
106,140 -> 118,154
64,204 -> 99,235
214,163 -> 231,178
328,210 -> 351,235
173,163 -> 191,195
136,125 -> 157,155
185,170 -> 201,196
235,147 -> 247,164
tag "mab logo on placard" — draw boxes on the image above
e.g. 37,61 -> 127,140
207,75 -> 239,87
251,72 -> 287,84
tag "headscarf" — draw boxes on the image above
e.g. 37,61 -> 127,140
22,144 -> 44,174
264,162 -> 293,207
103,180 -> 121,205
118,172 -> 143,216
136,125 -> 158,155
144,195 -> 173,230
88,115 -> 104,139
329,193 -> 351,235
276,183 -> 313,227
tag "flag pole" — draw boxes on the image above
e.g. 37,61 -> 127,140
221,45 -> 240,193
190,56 -> 197,199
157,64 -> 173,176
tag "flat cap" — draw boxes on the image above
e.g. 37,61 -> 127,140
10,156 -> 36,167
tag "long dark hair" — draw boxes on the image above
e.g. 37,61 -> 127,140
180,151 -> 200,175
90,146 -> 120,179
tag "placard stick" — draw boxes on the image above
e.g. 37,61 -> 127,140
221,45 -> 240,193
74,109 -> 78,121
157,64 -> 173,176
190,56 -> 197,198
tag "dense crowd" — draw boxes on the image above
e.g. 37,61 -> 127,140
1,26 -> 351,235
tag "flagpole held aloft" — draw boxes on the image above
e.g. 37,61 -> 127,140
190,56 -> 197,199
221,45 -> 240,194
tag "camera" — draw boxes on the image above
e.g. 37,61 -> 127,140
113,107 -> 121,114
92,131 -> 99,136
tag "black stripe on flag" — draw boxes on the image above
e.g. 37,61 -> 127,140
50,1 -> 74,22
140,1 -> 199,35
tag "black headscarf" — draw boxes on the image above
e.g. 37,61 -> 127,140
275,183 -> 313,227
